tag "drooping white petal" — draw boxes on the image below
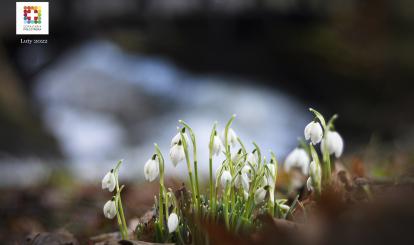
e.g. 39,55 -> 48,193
241,165 -> 253,180
284,148 -> 310,175
102,171 -> 116,192
322,131 -> 344,158
171,130 -> 189,147
170,143 -> 185,166
144,157 -> 159,182
247,150 -> 259,167
243,190 -> 249,200
254,187 -> 267,204
231,149 -> 243,164
168,213 -> 179,233
332,132 -> 344,157
220,170 -> 232,188
222,128 -> 238,147
265,164 -> 276,187
309,161 -> 321,191
280,204 -> 290,212
306,177 -> 313,191
304,122 -> 313,141
212,135 -> 223,156
304,121 -> 323,145
234,172 -> 249,192
103,199 -> 117,219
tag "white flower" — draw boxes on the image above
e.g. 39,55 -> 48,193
220,170 -> 232,188
265,163 -> 276,187
308,161 -> 322,192
168,213 -> 179,233
241,165 -> 253,179
221,128 -> 238,147
171,128 -> 189,147
247,150 -> 259,167
254,187 -> 267,204
280,204 -> 290,212
321,130 -> 344,158
231,149 -> 243,164
309,161 -> 321,180
170,141 -> 185,166
103,199 -> 117,219
144,155 -> 159,182
212,135 -> 223,156
304,121 -> 323,145
243,190 -> 249,199
234,172 -> 249,192
284,148 -> 310,175
306,177 -> 313,191
102,170 -> 116,192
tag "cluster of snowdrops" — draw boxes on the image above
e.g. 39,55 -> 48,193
100,108 -> 344,243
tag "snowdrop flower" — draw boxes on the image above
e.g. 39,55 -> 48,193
220,170 -> 232,188
103,198 -> 117,219
280,204 -> 290,212
308,161 -> 321,192
168,213 -> 179,233
144,154 -> 159,182
247,150 -> 259,167
266,163 -> 276,185
170,140 -> 185,166
243,190 -> 249,200
234,172 -> 249,192
321,130 -> 344,158
222,128 -> 238,147
310,161 -> 321,181
102,170 -> 116,192
231,148 -> 243,164
171,128 -> 189,147
304,121 -> 323,145
306,177 -> 313,191
241,165 -> 253,180
284,148 -> 310,175
212,133 -> 223,156
254,187 -> 268,204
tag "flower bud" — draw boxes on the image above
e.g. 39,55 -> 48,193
102,170 -> 116,192
144,155 -> 159,182
321,130 -> 344,158
212,134 -> 223,156
171,128 -> 189,147
168,212 -> 179,233
304,121 -> 323,145
103,199 -> 117,219
222,128 -> 238,147
234,172 -> 249,192
231,148 -> 243,164
284,148 -> 310,175
308,161 -> 322,192
247,149 -> 259,167
220,170 -> 232,188
170,140 -> 185,166
254,187 -> 268,204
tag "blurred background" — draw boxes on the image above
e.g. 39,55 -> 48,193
1,0 -> 414,242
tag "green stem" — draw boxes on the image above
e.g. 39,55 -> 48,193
223,184 -> 230,230
154,144 -> 166,235
224,115 -> 236,175
180,120 -> 201,211
208,122 -> 217,218
114,161 -> 128,239
180,131 -> 198,211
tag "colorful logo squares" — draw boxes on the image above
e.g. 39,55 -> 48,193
23,6 -> 41,24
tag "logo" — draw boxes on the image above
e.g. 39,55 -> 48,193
16,2 -> 49,35
24,6 -> 42,24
